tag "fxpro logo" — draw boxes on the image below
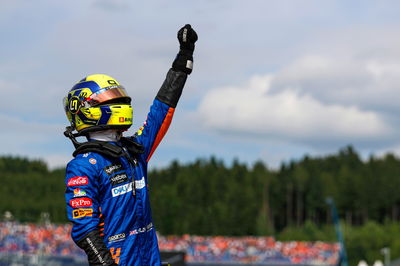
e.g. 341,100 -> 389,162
112,182 -> 133,197
70,197 -> 92,208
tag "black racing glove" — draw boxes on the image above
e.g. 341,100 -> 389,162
77,230 -> 117,266
172,24 -> 198,74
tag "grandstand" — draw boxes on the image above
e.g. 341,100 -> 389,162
0,221 -> 339,266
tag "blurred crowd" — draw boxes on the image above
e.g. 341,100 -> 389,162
0,221 -> 85,258
158,235 -> 339,265
0,221 -> 339,265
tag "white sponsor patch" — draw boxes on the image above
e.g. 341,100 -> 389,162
108,233 -> 126,243
112,182 -> 133,197
183,28 -> 187,42
135,177 -> 145,189
186,60 -> 193,69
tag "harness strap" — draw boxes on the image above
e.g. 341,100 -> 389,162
72,138 -> 144,158
73,141 -> 124,158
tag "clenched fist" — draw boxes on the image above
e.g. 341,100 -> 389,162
172,24 -> 198,74
177,24 -> 198,52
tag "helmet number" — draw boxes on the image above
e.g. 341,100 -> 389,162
69,96 -> 80,114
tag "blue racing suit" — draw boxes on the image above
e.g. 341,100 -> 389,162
65,69 -> 188,265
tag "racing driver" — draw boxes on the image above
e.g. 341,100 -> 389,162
63,24 -> 197,265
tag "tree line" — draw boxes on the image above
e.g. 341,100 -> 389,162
151,146 -> 400,235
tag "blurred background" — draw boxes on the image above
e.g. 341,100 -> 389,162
1,0 -> 400,265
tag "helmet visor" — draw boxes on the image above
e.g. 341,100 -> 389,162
87,85 -> 130,106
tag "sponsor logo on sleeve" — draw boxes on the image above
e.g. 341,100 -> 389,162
112,182 -> 133,197
104,164 -> 123,175
67,176 -> 88,186
108,233 -> 126,243
73,188 -> 87,197
70,197 -> 93,208
109,173 -> 129,186
72,208 -> 93,219
89,158 -> 97,165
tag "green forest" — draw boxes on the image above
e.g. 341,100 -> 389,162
1,146 -> 400,264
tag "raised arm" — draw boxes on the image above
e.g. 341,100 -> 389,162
134,24 -> 198,161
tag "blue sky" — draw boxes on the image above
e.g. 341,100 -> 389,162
1,0 -> 400,169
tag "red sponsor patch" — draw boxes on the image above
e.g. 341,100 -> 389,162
70,197 -> 93,208
67,176 -> 89,186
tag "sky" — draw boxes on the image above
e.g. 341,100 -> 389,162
1,0 -> 400,169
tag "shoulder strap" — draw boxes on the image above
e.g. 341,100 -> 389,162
120,137 -> 145,155
72,138 -> 144,158
73,141 -> 124,158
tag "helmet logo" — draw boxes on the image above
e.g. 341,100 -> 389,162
119,117 -> 132,122
69,96 -> 80,114
108,80 -> 117,85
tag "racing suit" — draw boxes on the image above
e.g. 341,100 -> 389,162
65,68 -> 188,265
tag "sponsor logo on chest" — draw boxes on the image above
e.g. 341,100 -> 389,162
109,173 -> 129,186
104,164 -> 123,175
112,182 -> 133,197
135,177 -> 145,189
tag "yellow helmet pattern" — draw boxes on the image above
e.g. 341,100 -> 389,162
64,74 -> 133,135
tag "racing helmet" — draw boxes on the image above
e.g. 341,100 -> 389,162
64,74 -> 133,136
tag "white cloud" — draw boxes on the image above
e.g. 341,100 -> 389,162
198,74 -> 391,143
269,26 -> 400,114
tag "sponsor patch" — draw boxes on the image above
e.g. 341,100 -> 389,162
89,158 -> 97,165
67,176 -> 88,187
72,208 -> 93,219
129,223 -> 153,236
73,188 -> 87,197
118,117 -> 129,123
109,173 -> 129,186
108,233 -> 126,243
112,182 -> 133,197
104,164 -> 123,175
135,177 -> 145,189
70,197 -> 93,208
